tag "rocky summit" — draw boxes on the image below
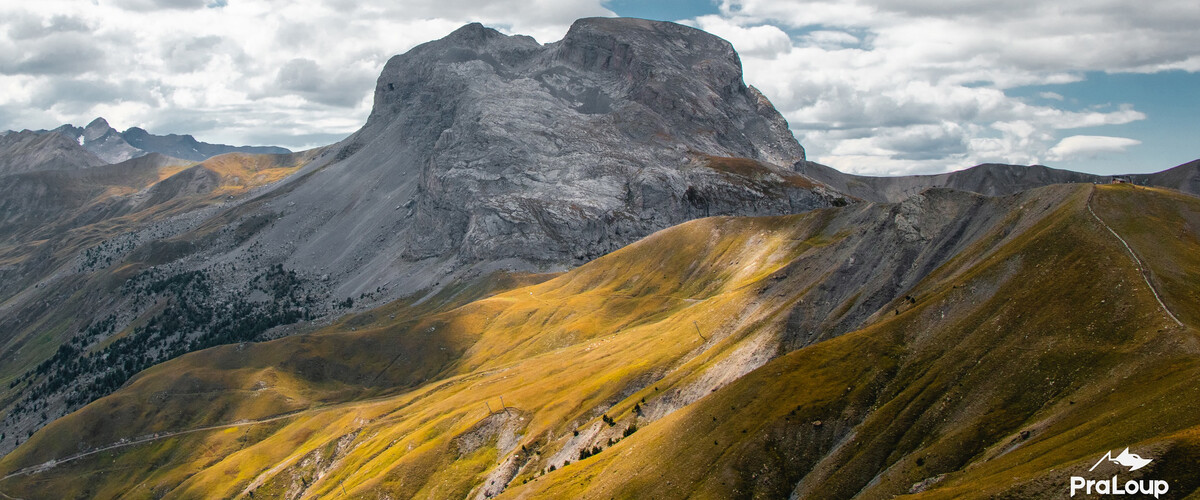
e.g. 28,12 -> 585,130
244,17 -> 839,298
0,129 -> 107,177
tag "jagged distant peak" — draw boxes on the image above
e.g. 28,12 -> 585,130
18,117 -> 292,163
84,117 -> 111,131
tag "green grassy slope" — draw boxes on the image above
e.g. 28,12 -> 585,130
508,184 -> 1200,499
1,184 -> 1196,499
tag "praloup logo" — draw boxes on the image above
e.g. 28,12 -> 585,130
1069,447 -> 1169,498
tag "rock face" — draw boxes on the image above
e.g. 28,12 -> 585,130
262,17 -> 831,297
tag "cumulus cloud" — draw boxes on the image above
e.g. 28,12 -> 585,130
269,57 -> 372,107
802,30 -> 860,48
687,15 -> 792,58
112,0 -> 212,11
0,0 -> 1194,171
6,13 -> 92,40
0,32 -> 107,75
0,0 -> 614,149
703,0 -> 1198,173
1046,135 -> 1141,161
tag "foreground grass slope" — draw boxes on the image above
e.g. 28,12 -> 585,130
1,184 -> 1196,499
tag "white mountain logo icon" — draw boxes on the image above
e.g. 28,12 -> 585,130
1089,447 -> 1152,472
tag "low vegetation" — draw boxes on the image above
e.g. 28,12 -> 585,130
0,184 -> 1196,499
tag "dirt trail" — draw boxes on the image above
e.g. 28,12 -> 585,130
0,366 -> 496,485
1087,187 -> 1184,328
0,409 -> 308,483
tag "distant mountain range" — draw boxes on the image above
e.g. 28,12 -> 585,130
6,117 -> 291,166
796,159 -> 1200,202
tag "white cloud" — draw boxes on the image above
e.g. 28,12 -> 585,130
802,30 -> 859,48
1046,135 -> 1141,161
700,0 -> 1197,174
686,15 -> 792,58
0,0 -> 614,149
0,0 -> 1193,172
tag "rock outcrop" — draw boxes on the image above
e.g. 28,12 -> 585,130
258,17 -> 833,298
52,118 -> 145,164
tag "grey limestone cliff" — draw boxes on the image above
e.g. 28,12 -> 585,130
250,17 -> 836,298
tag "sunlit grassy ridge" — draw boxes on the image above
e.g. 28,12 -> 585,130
2,184 -> 1197,499
508,184 -> 1200,499
1,212 -> 834,497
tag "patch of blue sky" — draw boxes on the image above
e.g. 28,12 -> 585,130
604,0 -> 720,22
1009,71 -> 1200,174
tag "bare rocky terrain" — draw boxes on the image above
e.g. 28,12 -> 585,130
258,18 -> 841,302
0,130 -> 107,177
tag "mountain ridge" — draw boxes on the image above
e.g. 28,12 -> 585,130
2,183 -> 1196,499
27,117 -> 292,164
0,129 -> 108,177
797,159 -> 1200,202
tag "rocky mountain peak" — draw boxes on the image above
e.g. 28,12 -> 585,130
0,129 -> 107,177
272,18 -> 828,298
366,17 -> 802,167
443,21 -> 508,46
554,17 -> 739,80
84,117 -> 111,134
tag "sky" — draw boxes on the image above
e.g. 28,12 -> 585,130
1,0 -> 1197,176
